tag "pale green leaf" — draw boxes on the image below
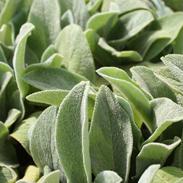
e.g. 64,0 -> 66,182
40,45 -> 57,62
145,98 -> 183,144
56,81 -> 91,183
117,96 -> 143,148
0,62 -> 13,73
173,28 -> 183,54
136,137 -> 181,176
101,0 -> 149,13
10,112 -> 40,154
97,67 -> 153,131
130,66 -> 176,101
0,0 -> 21,27
55,24 -> 96,82
13,22 -> 35,98
98,38 -> 142,63
30,106 -> 60,171
152,166 -> 183,183
60,10 -> 74,28
23,67 -> 86,90
110,9 -> 154,45
94,171 -> 122,183
17,165 -> 40,183
155,67 -> 183,95
85,29 -> 142,65
0,24 -> 14,46
28,0 -> 61,57
86,12 -> 119,39
87,0 -> 103,15
4,108 -> 21,128
58,0 -> 89,28
151,0 -> 173,17
37,170 -> 60,183
26,53 -> 63,72
26,90 -> 69,106
26,89 -> 96,120
89,86 -> 133,182
130,13 -> 183,60
138,164 -> 160,183
161,54 -> 183,83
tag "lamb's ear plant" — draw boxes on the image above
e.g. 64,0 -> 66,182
56,81 -> 91,183
2,0 -> 183,183
89,85 -> 133,182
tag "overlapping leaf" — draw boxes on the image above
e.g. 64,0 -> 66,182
56,81 -> 91,183
55,24 -> 96,82
89,86 -> 133,182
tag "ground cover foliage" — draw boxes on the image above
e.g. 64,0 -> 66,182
1,0 -> 183,182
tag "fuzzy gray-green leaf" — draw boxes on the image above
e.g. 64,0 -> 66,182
94,171 -> 122,183
13,22 -> 34,98
23,67 -> 86,90
89,86 -> 133,182
28,0 -> 61,58
137,138 -> 181,176
30,106 -> 59,171
56,81 -> 91,183
55,24 -> 96,82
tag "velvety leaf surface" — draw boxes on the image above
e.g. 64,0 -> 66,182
55,24 -> 96,82
89,86 -> 133,182
26,90 -> 69,106
37,170 -> 60,183
102,0 -> 149,13
161,54 -> 183,83
151,166 -> 183,183
131,66 -> 177,101
97,67 -> 153,130
30,106 -> 59,171
56,81 -> 91,183
28,0 -> 61,57
10,112 -> 40,154
13,22 -> 34,98
58,0 -> 89,28
129,13 -> 183,60
94,171 -> 122,183
136,138 -> 181,176
85,30 -> 142,65
86,12 -> 119,39
0,24 -> 14,47
138,164 -> 160,183
0,0 -> 21,26
4,108 -> 21,128
23,67 -> 86,90
40,44 -> 57,62
110,9 -> 154,45
26,53 -> 63,72
98,38 -> 142,63
145,98 -> 183,144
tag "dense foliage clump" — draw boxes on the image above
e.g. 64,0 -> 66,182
1,0 -> 183,182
